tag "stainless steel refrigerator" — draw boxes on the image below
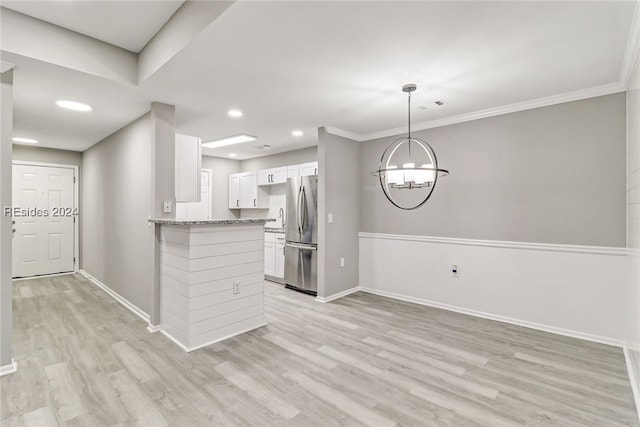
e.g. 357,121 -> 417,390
284,176 -> 318,295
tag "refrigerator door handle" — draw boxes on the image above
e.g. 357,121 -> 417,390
285,242 -> 317,250
297,184 -> 303,234
301,186 -> 307,230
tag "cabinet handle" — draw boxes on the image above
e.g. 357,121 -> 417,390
314,168 -> 317,175
254,198 -> 256,207
236,199 -> 239,207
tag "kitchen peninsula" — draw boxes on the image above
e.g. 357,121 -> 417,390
149,218 -> 275,351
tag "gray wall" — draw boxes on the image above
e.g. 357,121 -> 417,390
202,155 -> 241,220
82,114 -> 155,314
318,128 -> 360,298
1,70 -> 13,368
360,93 -> 627,247
12,145 -> 82,167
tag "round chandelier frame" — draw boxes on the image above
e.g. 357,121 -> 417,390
372,84 -> 449,210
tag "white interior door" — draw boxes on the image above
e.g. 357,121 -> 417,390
176,169 -> 212,220
12,164 -> 75,278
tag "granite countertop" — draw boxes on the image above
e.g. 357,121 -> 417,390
149,218 -> 276,225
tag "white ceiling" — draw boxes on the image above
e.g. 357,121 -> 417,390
2,1 -> 638,159
1,1 -> 184,52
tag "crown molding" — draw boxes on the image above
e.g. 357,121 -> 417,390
326,81 -> 626,142
620,0 -> 640,89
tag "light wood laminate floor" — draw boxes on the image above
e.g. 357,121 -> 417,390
1,273 -> 638,426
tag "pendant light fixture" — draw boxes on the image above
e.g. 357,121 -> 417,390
372,84 -> 449,210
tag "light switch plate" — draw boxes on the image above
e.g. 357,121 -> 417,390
328,213 -> 333,223
163,200 -> 172,214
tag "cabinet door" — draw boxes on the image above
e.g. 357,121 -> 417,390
264,241 -> 276,277
300,161 -> 318,176
275,235 -> 285,278
271,167 -> 287,184
228,174 -> 240,209
257,169 -> 271,186
287,165 -> 299,178
239,171 -> 257,208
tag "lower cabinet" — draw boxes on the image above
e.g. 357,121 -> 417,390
275,235 -> 285,278
264,232 -> 285,280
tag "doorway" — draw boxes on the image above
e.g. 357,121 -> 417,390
11,162 -> 78,278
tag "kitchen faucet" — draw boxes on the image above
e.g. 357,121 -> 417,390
278,207 -> 285,229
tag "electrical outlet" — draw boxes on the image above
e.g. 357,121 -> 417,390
233,281 -> 240,294
163,200 -> 172,214
340,258 -> 345,267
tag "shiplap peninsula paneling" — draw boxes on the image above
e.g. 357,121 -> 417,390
154,220 -> 273,351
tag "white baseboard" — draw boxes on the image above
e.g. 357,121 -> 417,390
146,324 -> 162,333
159,323 -> 268,353
79,270 -> 150,324
623,347 -> 640,424
359,286 -> 629,348
0,359 -> 17,377
316,286 -> 360,303
12,271 -> 74,282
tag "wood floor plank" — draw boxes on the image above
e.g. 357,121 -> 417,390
1,274 -> 637,426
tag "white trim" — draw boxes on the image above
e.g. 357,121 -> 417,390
358,232 -> 628,256
323,126 -> 365,142
159,322 -> 268,353
0,359 -> 17,376
621,1 -> 640,89
327,83 -> 625,142
12,160 -> 80,273
358,286 -> 629,348
79,270 -> 150,323
146,324 -> 162,333
624,347 -> 640,424
316,286 -> 360,303
12,271 -> 74,282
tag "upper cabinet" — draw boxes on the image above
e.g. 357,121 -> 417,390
229,171 -> 268,209
257,166 -> 287,186
229,160 -> 317,209
175,133 -> 202,203
300,161 -> 318,177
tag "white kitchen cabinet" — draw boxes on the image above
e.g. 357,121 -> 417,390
275,233 -> 285,278
258,167 -> 287,185
230,171 -> 268,209
287,165 -> 299,178
265,232 -> 285,279
300,161 -> 318,176
264,232 -> 276,277
228,174 -> 240,209
175,133 -> 202,202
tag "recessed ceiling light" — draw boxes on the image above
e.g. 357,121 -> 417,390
56,99 -> 92,112
202,134 -> 257,149
292,130 -> 303,137
228,109 -> 243,118
12,137 -> 38,144
229,153 -> 237,158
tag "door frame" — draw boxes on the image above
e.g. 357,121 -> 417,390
11,160 -> 80,274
